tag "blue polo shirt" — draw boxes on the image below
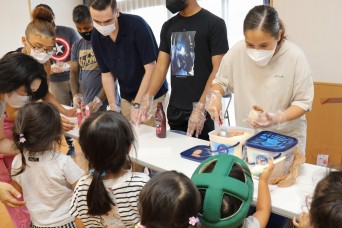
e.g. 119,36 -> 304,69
92,13 -> 168,101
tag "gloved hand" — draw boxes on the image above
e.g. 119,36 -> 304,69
130,105 -> 140,126
51,61 -> 70,73
187,102 -> 206,138
247,105 -> 286,129
72,93 -> 83,108
87,96 -> 103,112
205,88 -> 223,125
136,94 -> 154,125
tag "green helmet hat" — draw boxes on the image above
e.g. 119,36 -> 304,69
191,154 -> 253,228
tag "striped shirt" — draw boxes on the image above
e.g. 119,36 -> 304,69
70,171 -> 149,227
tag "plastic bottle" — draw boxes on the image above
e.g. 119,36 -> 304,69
155,102 -> 166,138
85,105 -> 90,118
81,102 -> 85,116
76,108 -> 83,127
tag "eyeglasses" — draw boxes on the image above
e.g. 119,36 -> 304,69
26,38 -> 56,55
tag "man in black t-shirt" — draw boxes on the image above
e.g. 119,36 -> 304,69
135,0 -> 228,140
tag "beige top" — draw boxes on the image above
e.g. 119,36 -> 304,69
213,40 -> 314,152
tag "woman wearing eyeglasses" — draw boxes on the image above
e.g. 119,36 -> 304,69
5,6 -> 76,127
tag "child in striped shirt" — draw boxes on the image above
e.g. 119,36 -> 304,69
70,111 -> 149,227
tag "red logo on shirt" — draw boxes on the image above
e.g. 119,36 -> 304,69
52,36 -> 71,62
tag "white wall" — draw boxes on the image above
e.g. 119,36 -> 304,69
274,0 -> 342,84
0,0 -> 31,56
0,0 -> 82,57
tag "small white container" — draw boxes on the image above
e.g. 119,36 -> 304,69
208,126 -> 254,158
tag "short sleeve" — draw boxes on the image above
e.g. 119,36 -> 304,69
10,154 -> 23,185
91,31 -> 110,73
290,52 -> 314,112
159,21 -> 170,54
209,18 -> 229,56
71,40 -> 79,62
134,19 -> 158,65
212,51 -> 234,95
63,156 -> 85,185
0,101 -> 5,119
242,216 -> 260,228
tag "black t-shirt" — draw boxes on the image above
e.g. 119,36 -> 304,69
160,9 -> 229,110
7,48 -> 49,101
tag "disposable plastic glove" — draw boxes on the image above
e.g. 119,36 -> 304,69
130,105 -> 140,126
187,102 -> 206,138
72,93 -> 83,108
136,94 -> 154,125
205,88 -> 224,125
87,96 -> 103,112
51,61 -> 70,73
247,105 -> 286,129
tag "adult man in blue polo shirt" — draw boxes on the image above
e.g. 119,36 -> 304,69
88,0 -> 168,126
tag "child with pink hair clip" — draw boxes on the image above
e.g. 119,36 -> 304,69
137,170 -> 201,228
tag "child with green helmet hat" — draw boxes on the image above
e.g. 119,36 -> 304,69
191,154 -> 274,228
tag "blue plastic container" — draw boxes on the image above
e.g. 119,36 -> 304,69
245,131 -> 298,165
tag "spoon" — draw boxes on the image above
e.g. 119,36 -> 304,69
251,156 -> 286,176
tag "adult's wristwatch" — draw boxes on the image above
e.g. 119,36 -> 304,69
133,103 -> 140,109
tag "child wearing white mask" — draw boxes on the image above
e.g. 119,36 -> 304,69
206,5 -> 314,154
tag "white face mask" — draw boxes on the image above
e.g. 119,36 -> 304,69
93,21 -> 116,36
4,91 -> 30,108
29,50 -> 52,64
246,44 -> 277,67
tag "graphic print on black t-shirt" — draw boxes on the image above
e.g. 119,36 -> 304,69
52,36 -> 71,62
170,31 -> 196,77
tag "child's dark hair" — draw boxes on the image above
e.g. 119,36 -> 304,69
244,5 -> 286,43
310,171 -> 342,228
79,111 -> 135,216
199,161 -> 246,219
138,171 -> 201,228
12,102 -> 62,176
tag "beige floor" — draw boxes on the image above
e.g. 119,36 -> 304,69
0,138 -> 88,228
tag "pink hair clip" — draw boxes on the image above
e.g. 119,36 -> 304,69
19,134 -> 26,143
189,216 -> 199,226
135,224 -> 145,228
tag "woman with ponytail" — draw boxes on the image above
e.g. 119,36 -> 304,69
70,111 -> 149,227
207,5 -> 314,154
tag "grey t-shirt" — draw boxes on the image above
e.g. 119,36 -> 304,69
50,25 -> 79,82
71,38 -> 104,106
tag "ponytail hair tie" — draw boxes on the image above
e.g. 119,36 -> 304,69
89,169 -> 106,177
189,216 -> 200,226
19,133 -> 26,143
